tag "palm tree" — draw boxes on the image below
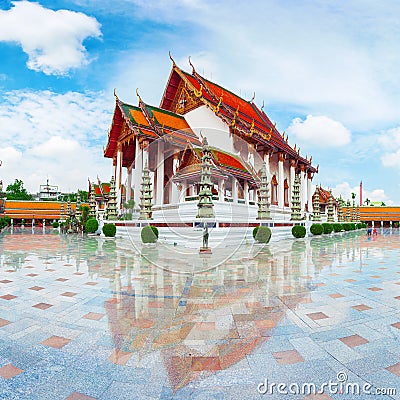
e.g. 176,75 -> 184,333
364,198 -> 370,205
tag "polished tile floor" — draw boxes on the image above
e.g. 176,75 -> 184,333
0,227 -> 400,399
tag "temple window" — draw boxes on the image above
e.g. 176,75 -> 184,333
284,179 -> 289,207
271,175 -> 278,205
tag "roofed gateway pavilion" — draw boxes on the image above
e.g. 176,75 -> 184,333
104,57 -> 318,223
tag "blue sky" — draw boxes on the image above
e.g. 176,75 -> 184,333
0,0 -> 400,204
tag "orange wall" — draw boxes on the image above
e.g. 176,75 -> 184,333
343,206 -> 400,221
4,200 -> 88,220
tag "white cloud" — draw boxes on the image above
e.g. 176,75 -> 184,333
377,127 -> 400,169
0,90 -> 113,192
287,115 -> 351,147
0,1 -> 101,75
331,182 -> 392,205
103,1 -> 400,129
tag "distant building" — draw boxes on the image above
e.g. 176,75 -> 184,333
39,179 -> 61,201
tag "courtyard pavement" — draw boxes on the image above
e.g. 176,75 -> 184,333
0,227 -> 399,399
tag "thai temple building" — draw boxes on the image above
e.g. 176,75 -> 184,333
104,56 -> 318,223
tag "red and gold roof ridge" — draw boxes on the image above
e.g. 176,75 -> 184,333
160,57 -> 317,173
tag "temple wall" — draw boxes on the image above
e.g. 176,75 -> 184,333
184,106 -> 234,152
269,153 -> 279,178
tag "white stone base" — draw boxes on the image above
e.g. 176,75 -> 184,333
107,201 -> 311,248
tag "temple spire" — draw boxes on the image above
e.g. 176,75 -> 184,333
337,196 -> 344,222
257,162 -> 271,220
311,186 -> 321,221
89,182 -> 96,219
59,202 -> 65,222
139,162 -> 153,220
290,174 -> 302,221
75,192 -> 81,221
346,199 -> 351,222
196,137 -> 214,218
105,176 -> 118,220
67,197 -> 71,219
327,190 -> 334,222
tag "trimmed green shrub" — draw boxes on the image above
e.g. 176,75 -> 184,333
1,216 -> 11,226
85,218 -> 99,234
310,224 -> 323,235
254,226 -> 272,243
150,225 -> 159,239
292,225 -> 306,238
52,221 -> 59,228
141,225 -> 158,243
102,223 -> 116,237
322,223 -> 333,234
332,223 -> 343,232
253,226 -> 260,239
342,223 -> 352,231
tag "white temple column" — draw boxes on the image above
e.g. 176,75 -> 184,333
171,151 -> 180,204
303,169 -> 308,214
299,165 -> 305,214
142,140 -> 149,167
232,177 -> 238,203
116,144 -> 123,210
156,141 -> 164,206
278,153 -> 284,208
180,181 -> 187,203
263,153 -> 271,180
289,159 -> 295,207
244,181 -> 249,204
218,178 -> 224,201
126,166 -> 132,202
134,138 -> 142,207
307,171 -> 313,214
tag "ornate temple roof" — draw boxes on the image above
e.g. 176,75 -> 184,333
175,146 -> 258,185
160,59 -> 317,172
104,97 -> 201,161
317,186 -> 335,205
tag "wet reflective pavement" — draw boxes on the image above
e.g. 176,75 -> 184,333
0,228 -> 400,399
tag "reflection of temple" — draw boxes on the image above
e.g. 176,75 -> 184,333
104,57 -> 318,220
101,233 -> 365,391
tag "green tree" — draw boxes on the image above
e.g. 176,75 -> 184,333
6,179 -> 33,200
80,205 -> 90,225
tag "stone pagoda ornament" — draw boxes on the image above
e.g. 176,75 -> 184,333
89,182 -> 96,219
257,162 -> 271,220
327,190 -> 334,222
106,176 -> 118,220
290,174 -> 302,221
67,197 -> 72,219
337,196 -> 344,222
311,186 -> 321,221
351,200 -> 357,222
196,137 -> 215,219
75,192 -> 82,221
346,200 -> 351,221
59,202 -> 65,222
139,162 -> 153,220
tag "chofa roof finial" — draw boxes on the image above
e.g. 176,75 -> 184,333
188,56 -> 195,74
136,88 -> 142,103
168,51 -> 176,67
113,88 -> 118,101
